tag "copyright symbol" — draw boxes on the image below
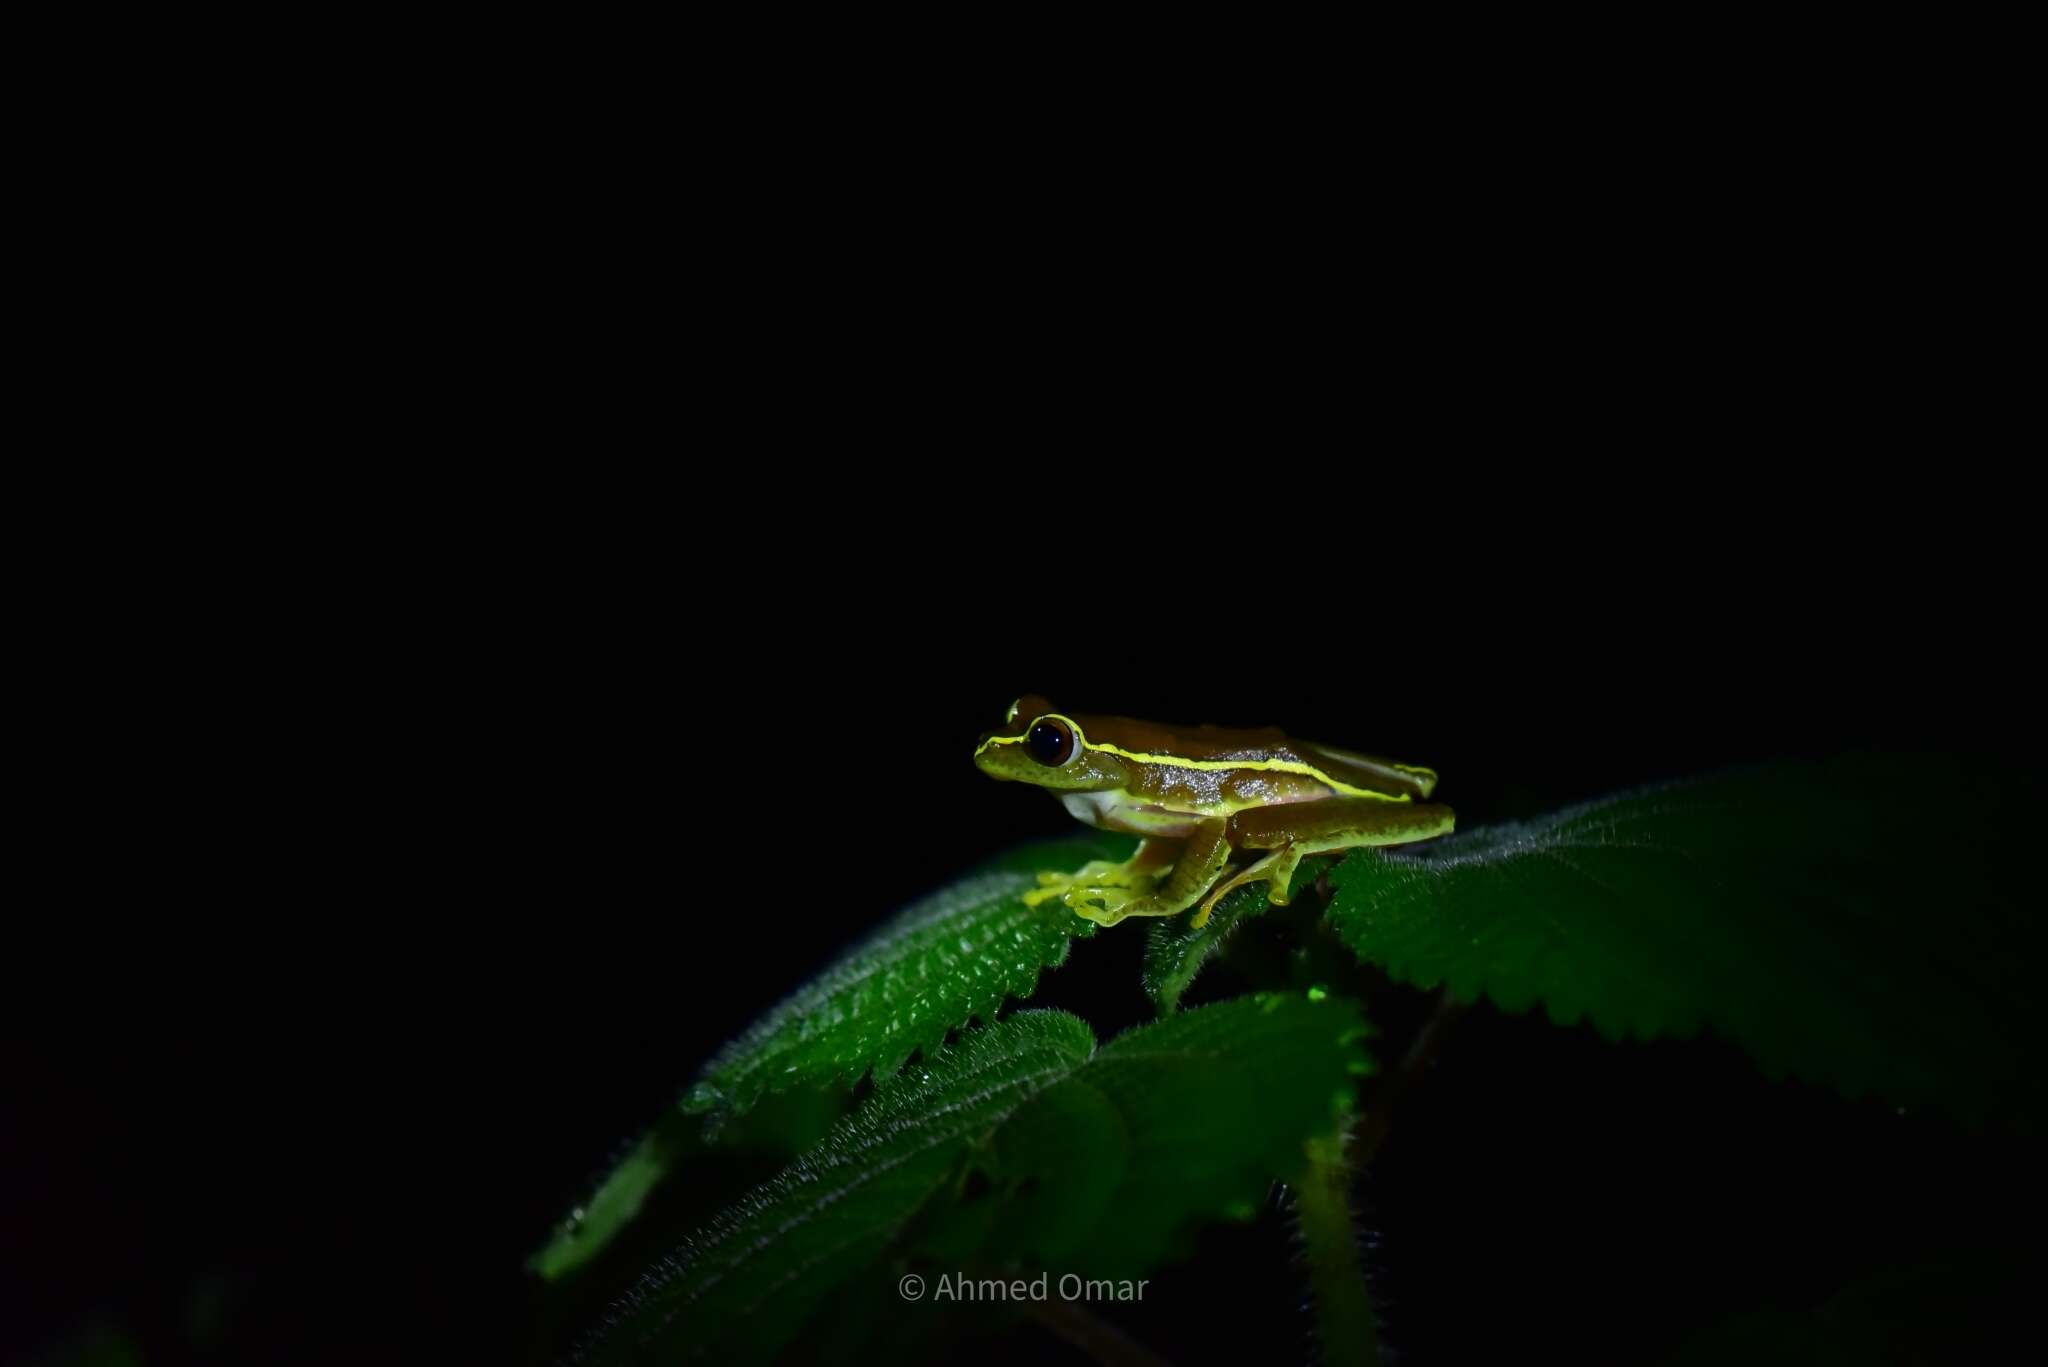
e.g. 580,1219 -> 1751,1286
899,1273 -> 925,1300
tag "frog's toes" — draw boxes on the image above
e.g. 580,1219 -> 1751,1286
1064,884 -> 1136,924
1069,894 -> 1132,928
1070,860 -> 1122,883
1022,859 -> 1167,920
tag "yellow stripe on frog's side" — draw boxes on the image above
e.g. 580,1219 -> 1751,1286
975,719 -> 1413,803
1305,743 -> 1441,785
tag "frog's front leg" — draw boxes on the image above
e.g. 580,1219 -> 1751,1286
1063,819 -> 1233,928
1021,837 -> 1181,915
1192,797 -> 1457,926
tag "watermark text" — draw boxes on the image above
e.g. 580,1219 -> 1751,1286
898,1272 -> 1148,1303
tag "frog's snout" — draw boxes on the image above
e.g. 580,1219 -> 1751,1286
973,733 -> 1013,779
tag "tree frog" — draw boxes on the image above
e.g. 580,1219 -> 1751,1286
975,697 -> 1454,928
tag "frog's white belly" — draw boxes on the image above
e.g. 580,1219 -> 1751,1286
1061,792 -> 1209,836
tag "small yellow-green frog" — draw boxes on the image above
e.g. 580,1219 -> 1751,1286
975,697 -> 1453,928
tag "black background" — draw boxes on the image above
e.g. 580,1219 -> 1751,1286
4,177 -> 2041,1365
8,509 -> 2037,1365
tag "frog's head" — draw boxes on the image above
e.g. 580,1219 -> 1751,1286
974,696 -> 1128,792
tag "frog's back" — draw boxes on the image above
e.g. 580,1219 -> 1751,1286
1074,714 -> 1294,761
1074,714 -> 1436,800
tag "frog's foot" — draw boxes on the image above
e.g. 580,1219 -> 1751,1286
1191,849 -> 1304,929
1020,851 -> 1169,911
1064,884 -> 1143,926
1023,864 -> 1115,909
1020,876 -> 1145,924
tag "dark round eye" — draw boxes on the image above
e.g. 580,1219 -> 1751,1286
1027,718 -> 1077,766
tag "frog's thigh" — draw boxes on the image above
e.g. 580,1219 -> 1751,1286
1228,798 -> 1456,852
1196,800 -> 1457,925
1074,820 -> 1230,927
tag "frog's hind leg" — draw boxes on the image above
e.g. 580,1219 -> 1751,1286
1194,798 -> 1456,927
1068,819 -> 1231,928
1192,848 -> 1304,929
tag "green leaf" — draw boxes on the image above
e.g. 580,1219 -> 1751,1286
1142,855 -> 1332,1014
573,994 -> 1367,1364
538,837 -> 1128,1283
1325,754 -> 2040,1123
533,1131 -> 668,1282
532,1084 -> 847,1282
572,1012 -> 1095,1366
686,833 -> 1132,1122
967,990 -> 1371,1277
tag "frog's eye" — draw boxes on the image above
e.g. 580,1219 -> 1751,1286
1026,717 -> 1078,766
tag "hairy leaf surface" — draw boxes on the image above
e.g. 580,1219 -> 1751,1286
573,994 -> 1365,1364
1326,755 -> 2038,1122
687,834 -> 1132,1121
